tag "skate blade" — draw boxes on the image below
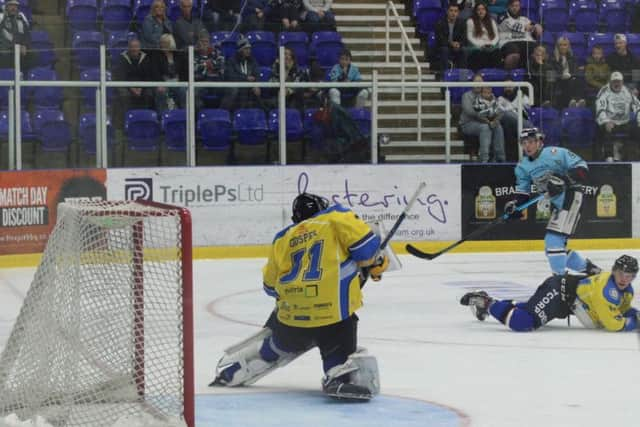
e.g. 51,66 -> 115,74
326,392 -> 372,401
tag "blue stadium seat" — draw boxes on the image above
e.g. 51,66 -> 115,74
348,108 -> 371,139
0,110 -> 33,140
32,109 -> 64,135
479,68 -> 508,96
561,107 -> 595,147
520,0 -> 539,21
133,0 -> 153,26
167,0 -> 182,21
303,108 -> 324,150
569,0 -> 598,32
587,33 -> 615,56
80,68 -> 114,109
540,31 -> 555,53
414,0 -> 443,34
234,108 -> 268,145
78,113 -> 115,155
32,110 -> 72,160
529,106 -> 562,145
267,109 -> 304,141
125,109 -> 162,152
102,0 -> 133,32
599,0 -> 627,31
279,32 -> 309,67
27,68 -> 63,110
310,32 -> 344,68
211,31 -> 242,59
197,109 -> 232,151
246,31 -> 277,67
0,68 -> 17,110
540,0 -> 569,32
161,109 -> 187,151
66,0 -> 98,31
30,30 -> 56,68
557,32 -> 588,64
72,31 -> 103,71
625,33 -> 640,56
444,68 -> 473,104
510,68 -> 527,81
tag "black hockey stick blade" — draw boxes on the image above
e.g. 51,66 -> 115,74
405,243 -> 441,260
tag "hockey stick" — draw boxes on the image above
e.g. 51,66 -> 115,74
360,181 -> 426,287
405,194 -> 544,260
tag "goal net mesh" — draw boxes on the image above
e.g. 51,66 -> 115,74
0,200 -> 192,427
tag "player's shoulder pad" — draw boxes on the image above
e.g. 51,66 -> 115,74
602,280 -> 622,305
324,204 -> 351,214
272,223 -> 296,243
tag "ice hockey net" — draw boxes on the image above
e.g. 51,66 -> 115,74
0,200 -> 194,427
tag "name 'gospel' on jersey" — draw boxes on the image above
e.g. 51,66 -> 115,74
263,205 -> 380,328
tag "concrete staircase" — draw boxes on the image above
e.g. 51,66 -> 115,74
334,0 -> 468,162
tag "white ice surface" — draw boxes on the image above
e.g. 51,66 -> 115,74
2,250 -> 640,426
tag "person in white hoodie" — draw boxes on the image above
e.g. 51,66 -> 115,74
465,2 -> 502,70
595,71 -> 640,161
497,0 -> 542,69
302,0 -> 335,27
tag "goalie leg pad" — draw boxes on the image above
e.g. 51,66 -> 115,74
322,348 -> 379,400
546,191 -> 582,235
211,328 -> 301,387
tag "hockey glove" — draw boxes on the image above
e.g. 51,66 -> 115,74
504,200 -> 523,220
546,174 -> 566,197
369,255 -> 389,282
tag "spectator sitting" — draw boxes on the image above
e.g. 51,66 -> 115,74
432,2 -> 467,74
606,33 -> 640,93
203,0 -> 242,32
527,44 -> 553,106
173,0 -> 206,50
194,30 -> 225,108
595,71 -> 640,161
269,47 -> 311,111
149,33 -> 187,113
328,48 -> 369,108
549,36 -> 584,109
114,38 -> 154,113
497,0 -> 542,69
241,0 -> 269,31
497,80 -> 532,160
465,2 -> 502,71
302,0 -> 335,29
141,0 -> 173,50
459,74 -> 506,162
221,37 -> 261,110
0,0 -> 31,68
268,0 -> 302,30
584,45 -> 610,101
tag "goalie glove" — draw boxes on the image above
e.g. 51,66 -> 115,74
546,173 -> 566,198
369,255 -> 389,282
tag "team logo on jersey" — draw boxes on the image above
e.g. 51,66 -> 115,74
608,287 -> 619,301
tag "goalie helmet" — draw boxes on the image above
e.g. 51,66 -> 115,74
291,193 -> 330,223
612,255 -> 639,275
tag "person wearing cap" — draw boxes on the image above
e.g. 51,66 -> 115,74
503,127 -> 592,276
606,33 -> 640,91
595,71 -> 640,161
0,0 -> 31,68
222,37 -> 261,110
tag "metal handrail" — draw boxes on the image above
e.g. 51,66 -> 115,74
385,0 -> 423,144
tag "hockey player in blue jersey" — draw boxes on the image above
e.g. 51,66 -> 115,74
504,128 -> 599,275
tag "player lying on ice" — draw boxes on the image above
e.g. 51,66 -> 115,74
210,193 -> 392,400
460,255 -> 639,332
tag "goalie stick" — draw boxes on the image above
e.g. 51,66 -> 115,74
405,194 -> 544,260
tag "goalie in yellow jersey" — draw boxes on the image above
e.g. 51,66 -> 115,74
211,193 -> 390,400
461,255 -> 639,332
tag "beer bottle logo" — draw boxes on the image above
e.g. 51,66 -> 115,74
536,197 -> 551,220
597,184 -> 616,218
475,186 -> 496,219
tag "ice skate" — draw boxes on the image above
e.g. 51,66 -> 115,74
322,377 -> 372,401
460,290 -> 493,321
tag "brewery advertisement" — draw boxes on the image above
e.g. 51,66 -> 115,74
0,170 -> 107,255
462,164 -> 631,240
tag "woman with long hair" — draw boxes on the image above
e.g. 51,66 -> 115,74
465,2 -> 502,70
549,36 -> 585,108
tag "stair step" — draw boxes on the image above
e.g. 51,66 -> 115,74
333,3 -> 405,10
336,14 -> 411,22
343,37 -> 421,45
380,140 -> 464,148
378,127 -> 449,134
378,113 -> 447,119
338,26 -> 415,32
383,154 -> 469,162
351,50 -> 423,58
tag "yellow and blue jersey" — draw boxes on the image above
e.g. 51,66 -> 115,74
575,272 -> 637,331
262,204 -> 380,328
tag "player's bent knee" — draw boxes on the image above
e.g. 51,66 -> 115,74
323,347 -> 380,396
